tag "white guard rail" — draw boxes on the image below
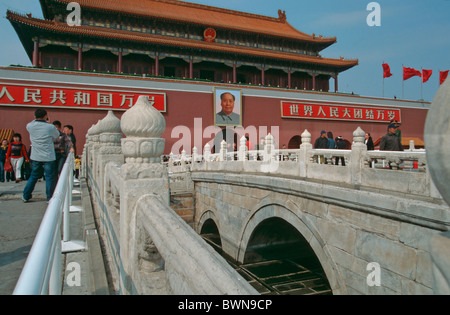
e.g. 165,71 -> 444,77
13,152 -> 83,295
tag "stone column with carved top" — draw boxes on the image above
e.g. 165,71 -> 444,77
425,78 -> 450,295
96,110 -> 123,180
86,120 -> 101,181
94,111 -> 124,234
118,95 -> 169,294
299,129 -> 312,177
350,127 -> 367,185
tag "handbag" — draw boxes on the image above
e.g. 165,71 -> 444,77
4,158 -> 13,173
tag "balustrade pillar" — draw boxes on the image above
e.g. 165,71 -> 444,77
425,78 -> 450,295
263,134 -> 275,161
350,127 -> 367,185
219,140 -> 227,162
204,143 -> 211,162
119,95 -> 169,294
299,130 -> 312,177
238,136 -> 247,161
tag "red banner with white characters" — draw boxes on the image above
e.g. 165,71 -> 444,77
281,101 -> 401,123
0,83 -> 166,112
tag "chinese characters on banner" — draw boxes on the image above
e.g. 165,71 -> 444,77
0,84 -> 166,112
281,101 -> 401,123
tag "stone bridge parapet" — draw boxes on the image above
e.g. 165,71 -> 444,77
80,81 -> 450,295
167,126 -> 450,295
83,96 -> 257,295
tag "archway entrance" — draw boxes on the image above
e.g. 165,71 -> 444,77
200,219 -> 222,248
240,218 -> 332,295
288,135 -> 302,149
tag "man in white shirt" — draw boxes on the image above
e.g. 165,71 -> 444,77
23,109 -> 60,202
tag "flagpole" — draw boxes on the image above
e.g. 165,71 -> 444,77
382,61 -> 385,98
421,67 -> 423,100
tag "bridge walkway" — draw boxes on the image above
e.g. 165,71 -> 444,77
0,178 -> 109,295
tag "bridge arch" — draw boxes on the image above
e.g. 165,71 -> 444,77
198,210 -> 222,248
237,203 -> 347,295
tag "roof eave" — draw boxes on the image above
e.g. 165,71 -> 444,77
7,11 -> 357,73
40,0 -> 338,45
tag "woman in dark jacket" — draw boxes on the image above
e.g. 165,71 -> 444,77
0,139 -> 8,182
365,132 -> 375,151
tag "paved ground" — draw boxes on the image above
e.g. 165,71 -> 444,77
0,180 -> 47,295
0,178 -> 110,295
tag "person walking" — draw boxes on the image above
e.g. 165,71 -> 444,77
23,109 -> 60,202
380,124 -> 404,151
389,119 -> 402,144
0,139 -> 8,182
53,121 -> 74,175
64,124 -> 76,155
314,130 -> 329,164
314,130 -> 329,149
6,133 -> 29,183
327,131 -> 336,149
365,132 -> 375,151
335,136 -> 347,166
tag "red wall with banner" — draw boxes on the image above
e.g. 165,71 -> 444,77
0,83 -> 166,112
0,68 -> 429,155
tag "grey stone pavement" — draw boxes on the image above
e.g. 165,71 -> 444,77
0,178 -> 110,295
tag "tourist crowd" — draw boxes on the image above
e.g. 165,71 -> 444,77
0,109 -> 80,202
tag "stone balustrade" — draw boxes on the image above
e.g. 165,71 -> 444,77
167,127 -> 436,200
83,96 -> 257,295
81,82 -> 450,294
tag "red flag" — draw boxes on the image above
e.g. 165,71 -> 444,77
403,67 -> 422,81
440,70 -> 449,85
382,63 -> 392,78
422,69 -> 433,83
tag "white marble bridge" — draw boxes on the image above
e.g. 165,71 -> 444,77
84,89 -> 450,295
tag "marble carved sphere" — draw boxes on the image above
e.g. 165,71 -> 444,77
425,78 -> 450,206
120,95 -> 166,163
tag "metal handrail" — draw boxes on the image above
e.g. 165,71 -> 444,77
13,152 -> 75,295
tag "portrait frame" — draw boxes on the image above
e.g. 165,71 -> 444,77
213,87 -> 242,127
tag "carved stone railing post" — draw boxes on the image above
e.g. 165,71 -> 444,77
204,143 -> 211,162
81,130 -> 91,179
425,78 -> 450,295
97,111 -> 123,182
219,140 -> 227,161
299,129 -> 312,177
86,122 -> 100,181
192,146 -> 198,163
119,95 -> 169,294
238,136 -> 247,161
94,111 -> 123,237
350,127 -> 367,185
263,133 -> 275,162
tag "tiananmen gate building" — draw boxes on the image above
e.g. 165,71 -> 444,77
1,0 -> 429,154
